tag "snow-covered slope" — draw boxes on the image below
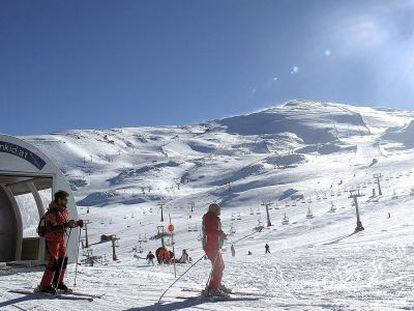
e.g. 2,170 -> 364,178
20,100 -> 413,209
3,99 -> 414,310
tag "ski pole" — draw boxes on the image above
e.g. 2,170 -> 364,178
73,226 -> 82,287
54,227 -> 72,291
157,254 -> 205,304
232,230 -> 260,244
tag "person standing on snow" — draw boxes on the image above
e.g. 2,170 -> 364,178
178,249 -> 189,263
230,244 -> 235,257
39,191 -> 84,294
202,203 -> 230,298
146,251 -> 155,265
265,243 -> 270,254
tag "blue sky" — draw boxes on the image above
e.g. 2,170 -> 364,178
1,0 -> 414,135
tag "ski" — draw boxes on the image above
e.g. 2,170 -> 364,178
175,295 -> 260,302
58,290 -> 104,299
9,289 -> 94,302
22,286 -> 103,299
181,288 -> 266,297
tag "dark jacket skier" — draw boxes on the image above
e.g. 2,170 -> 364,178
146,251 -> 155,265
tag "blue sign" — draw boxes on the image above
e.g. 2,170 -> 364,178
0,141 -> 46,170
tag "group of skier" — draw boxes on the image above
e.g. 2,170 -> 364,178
36,191 -> 256,299
146,248 -> 191,265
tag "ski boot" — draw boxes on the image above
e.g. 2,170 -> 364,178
220,284 -> 232,294
56,283 -> 72,293
202,288 -> 230,301
36,285 -> 57,295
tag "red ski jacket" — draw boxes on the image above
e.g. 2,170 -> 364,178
202,211 -> 223,253
44,202 -> 70,242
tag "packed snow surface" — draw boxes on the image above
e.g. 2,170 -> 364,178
2,100 -> 414,310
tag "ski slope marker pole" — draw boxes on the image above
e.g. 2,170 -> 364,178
157,254 -> 205,304
172,232 -> 177,278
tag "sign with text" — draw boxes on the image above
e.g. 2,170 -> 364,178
0,141 -> 46,170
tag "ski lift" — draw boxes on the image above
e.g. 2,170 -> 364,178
157,225 -> 166,235
254,219 -> 264,232
392,190 -> 398,200
282,213 -> 289,225
328,202 -> 336,213
306,208 -> 314,219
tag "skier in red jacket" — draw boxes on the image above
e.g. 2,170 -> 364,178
39,190 -> 84,294
202,203 -> 229,298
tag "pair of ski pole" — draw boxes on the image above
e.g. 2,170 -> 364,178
52,227 -> 72,292
51,225 -> 82,291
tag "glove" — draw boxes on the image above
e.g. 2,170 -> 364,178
76,219 -> 84,228
67,220 -> 76,228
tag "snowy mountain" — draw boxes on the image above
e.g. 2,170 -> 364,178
4,99 -> 414,310
21,100 -> 414,210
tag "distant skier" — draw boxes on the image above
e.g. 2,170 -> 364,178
387,212 -> 391,219
230,244 -> 235,257
38,191 -> 84,294
265,243 -> 270,254
159,248 -> 172,264
146,251 -> 155,265
202,203 -> 229,298
178,249 -> 189,263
